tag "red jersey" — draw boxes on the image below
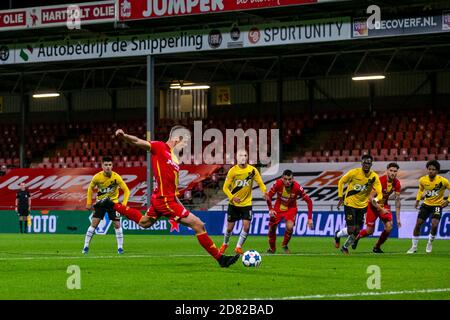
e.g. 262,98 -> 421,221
377,175 -> 401,206
149,141 -> 180,198
267,179 -> 313,218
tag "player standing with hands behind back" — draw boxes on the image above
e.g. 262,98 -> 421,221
82,156 -> 130,254
266,169 -> 313,254
407,160 -> 450,254
16,182 -> 31,234
220,149 -> 267,255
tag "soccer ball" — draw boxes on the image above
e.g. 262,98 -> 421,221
242,250 -> 262,267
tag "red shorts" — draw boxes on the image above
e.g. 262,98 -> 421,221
145,195 -> 190,221
366,204 -> 392,228
269,207 -> 298,226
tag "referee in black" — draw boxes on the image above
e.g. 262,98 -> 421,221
15,183 -> 31,233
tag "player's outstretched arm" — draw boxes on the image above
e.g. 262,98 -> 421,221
116,129 -> 150,151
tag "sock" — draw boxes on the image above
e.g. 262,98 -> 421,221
236,231 -> 248,248
282,230 -> 293,247
113,203 -> 142,224
84,226 -> 96,248
375,230 -> 390,248
343,234 -> 355,249
223,232 -> 232,246
115,227 -> 124,249
412,236 -> 419,248
428,234 -> 435,243
196,232 -> 221,260
337,228 -> 348,238
358,229 -> 369,239
19,221 -> 23,233
268,225 -> 277,251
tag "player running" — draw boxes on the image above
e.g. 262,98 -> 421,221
407,160 -> 450,254
220,149 -> 267,255
83,156 -> 130,254
334,155 -> 383,255
352,162 -> 402,253
265,169 -> 313,254
94,126 -> 240,268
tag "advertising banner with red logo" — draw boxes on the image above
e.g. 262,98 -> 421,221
118,0 -> 318,21
0,1 -> 115,31
0,165 -> 220,209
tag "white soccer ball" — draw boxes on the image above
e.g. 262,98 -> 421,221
242,250 -> 262,267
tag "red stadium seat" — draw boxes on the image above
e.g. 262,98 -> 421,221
416,154 -> 427,161
382,140 -> 392,149
363,141 -> 372,149
376,132 -> 384,141
419,148 -> 428,155
401,140 -> 411,148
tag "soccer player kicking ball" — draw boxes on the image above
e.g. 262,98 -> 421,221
407,160 -> 450,254
83,156 -> 130,254
220,149 -> 267,255
334,155 -> 383,255
265,169 -> 313,254
352,163 -> 402,253
95,126 -> 240,268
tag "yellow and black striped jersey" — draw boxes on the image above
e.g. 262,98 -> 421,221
86,171 -> 130,206
338,168 -> 382,209
223,165 -> 266,207
416,175 -> 450,206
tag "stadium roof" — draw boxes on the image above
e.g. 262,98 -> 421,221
1,0 -> 450,93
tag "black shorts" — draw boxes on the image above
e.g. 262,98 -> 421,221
93,207 -> 120,221
418,204 -> 442,221
344,205 -> 366,228
227,205 -> 253,222
18,209 -> 29,216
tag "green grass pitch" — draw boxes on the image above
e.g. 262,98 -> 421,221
0,234 -> 449,300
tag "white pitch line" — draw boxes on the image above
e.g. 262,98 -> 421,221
252,288 -> 450,300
